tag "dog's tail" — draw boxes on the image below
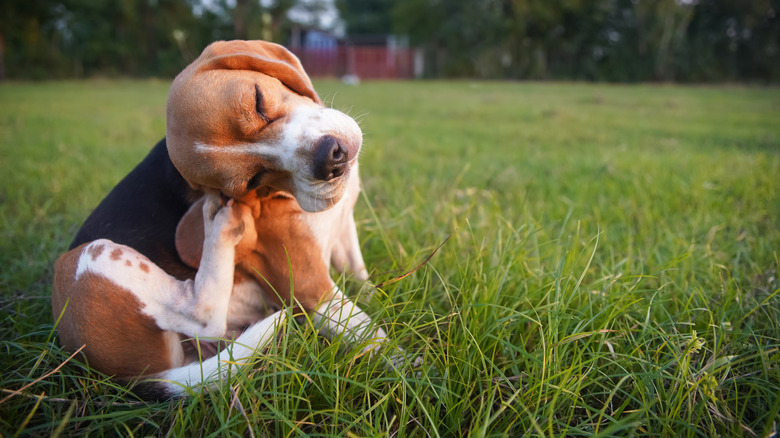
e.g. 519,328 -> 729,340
131,311 -> 284,400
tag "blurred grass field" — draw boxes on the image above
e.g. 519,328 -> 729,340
0,79 -> 779,436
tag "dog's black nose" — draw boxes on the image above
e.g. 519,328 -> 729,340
313,135 -> 349,181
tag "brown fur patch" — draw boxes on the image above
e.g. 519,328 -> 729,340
88,243 -> 105,261
236,196 -> 334,311
139,262 -> 150,273
52,245 -> 175,378
174,194 -> 334,311
110,248 -> 123,261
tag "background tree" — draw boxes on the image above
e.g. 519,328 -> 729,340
1,0 -> 777,81
393,0 -> 510,77
0,0 -> 68,79
335,0 -> 395,35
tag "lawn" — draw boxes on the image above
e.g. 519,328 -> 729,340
0,79 -> 778,436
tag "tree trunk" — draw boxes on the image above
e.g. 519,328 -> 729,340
234,0 -> 248,39
141,0 -> 158,74
0,33 -> 5,81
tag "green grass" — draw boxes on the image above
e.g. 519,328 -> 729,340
1,79 -> 779,436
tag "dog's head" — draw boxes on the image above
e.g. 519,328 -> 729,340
166,40 -> 362,213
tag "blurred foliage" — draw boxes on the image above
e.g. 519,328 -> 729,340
387,0 -> 779,82
0,0 -> 297,79
1,0 -> 778,82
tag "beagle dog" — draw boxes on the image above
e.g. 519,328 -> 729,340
52,40 -> 393,400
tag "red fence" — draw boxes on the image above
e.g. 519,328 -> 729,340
293,47 -> 416,79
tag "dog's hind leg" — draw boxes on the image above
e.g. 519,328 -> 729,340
135,310 -> 286,399
52,194 -> 254,379
82,195 -> 247,338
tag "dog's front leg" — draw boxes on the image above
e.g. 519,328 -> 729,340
312,289 -> 387,352
150,194 -> 252,339
329,213 -> 369,282
174,195 -> 253,337
312,289 -> 420,369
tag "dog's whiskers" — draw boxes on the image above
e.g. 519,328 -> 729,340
325,92 -> 338,110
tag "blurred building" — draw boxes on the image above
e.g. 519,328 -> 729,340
289,27 -> 421,80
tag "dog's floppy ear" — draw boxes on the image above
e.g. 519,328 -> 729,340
176,196 -> 260,269
197,40 -> 320,104
176,198 -> 206,269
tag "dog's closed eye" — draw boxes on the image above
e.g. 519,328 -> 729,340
246,169 -> 269,191
254,84 -> 269,123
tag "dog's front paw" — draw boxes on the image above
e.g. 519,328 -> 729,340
203,195 -> 249,246
383,352 -> 434,380
384,352 -> 423,369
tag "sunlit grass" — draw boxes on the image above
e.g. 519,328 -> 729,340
1,79 -> 778,436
